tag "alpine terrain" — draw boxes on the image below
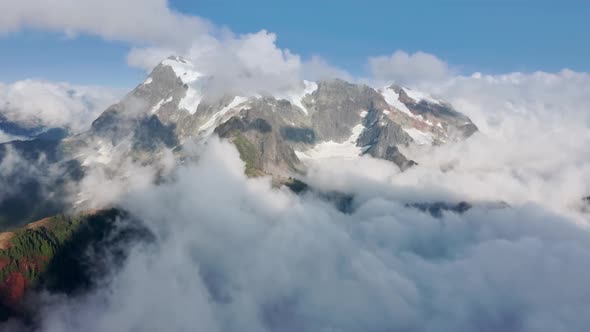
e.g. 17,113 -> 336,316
0,55 -> 480,318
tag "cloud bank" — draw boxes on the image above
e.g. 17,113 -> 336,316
1,2 -> 590,331
1,46 -> 583,330
11,134 -> 587,332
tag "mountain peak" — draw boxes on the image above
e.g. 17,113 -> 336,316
158,56 -> 203,84
86,57 -> 478,174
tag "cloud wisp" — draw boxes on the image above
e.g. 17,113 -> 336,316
368,50 -> 453,87
0,80 -> 122,133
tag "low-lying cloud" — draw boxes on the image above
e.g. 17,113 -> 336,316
1,2 -> 590,331
11,133 -> 587,332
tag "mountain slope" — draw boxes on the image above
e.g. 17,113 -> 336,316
79,56 -> 478,175
0,56 -> 478,228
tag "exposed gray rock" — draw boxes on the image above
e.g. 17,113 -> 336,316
74,57 -> 479,176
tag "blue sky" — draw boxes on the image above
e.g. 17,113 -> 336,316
1,0 -> 588,87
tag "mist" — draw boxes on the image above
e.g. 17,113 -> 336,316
1,118 -> 583,331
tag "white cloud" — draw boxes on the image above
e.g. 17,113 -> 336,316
15,52 -> 588,330
0,80 -> 122,132
2,3 -> 590,330
23,136 -> 590,332
0,0 -> 210,48
429,70 -> 590,137
368,50 -> 453,86
0,1 -> 350,95
303,55 -> 354,82
128,31 -> 351,96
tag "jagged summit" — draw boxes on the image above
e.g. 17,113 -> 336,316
82,56 -> 478,175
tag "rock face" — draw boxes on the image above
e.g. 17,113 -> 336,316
0,56 -> 479,226
75,56 -> 478,176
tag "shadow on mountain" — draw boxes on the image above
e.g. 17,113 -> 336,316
133,115 -> 179,152
280,126 -> 316,144
0,129 -> 81,230
0,209 -> 154,325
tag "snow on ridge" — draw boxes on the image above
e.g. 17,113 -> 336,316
151,96 -> 173,114
143,77 -> 153,85
381,87 -> 438,127
381,87 -> 415,117
279,80 -> 318,115
296,124 -> 365,160
403,127 -> 434,145
402,88 -> 441,105
161,57 -> 202,84
199,96 -> 248,135
179,87 -> 203,114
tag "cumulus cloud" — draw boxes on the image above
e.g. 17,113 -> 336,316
368,50 -> 453,86
4,48 -> 584,330
0,80 -> 122,132
1,59 -> 590,330
2,3 -> 590,330
429,70 -> 590,137
391,69 -> 590,223
303,55 -> 354,82
1,1 -> 350,95
0,0 -> 210,48
129,31 -> 351,95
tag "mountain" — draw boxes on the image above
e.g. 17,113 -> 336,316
0,209 -> 152,319
78,56 -> 477,175
0,62 -> 480,319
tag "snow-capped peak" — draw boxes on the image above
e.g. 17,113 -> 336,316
161,56 -> 203,84
380,86 -> 415,117
402,87 -> 441,105
276,80 -> 318,115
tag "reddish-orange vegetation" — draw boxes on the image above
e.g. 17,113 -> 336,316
0,272 -> 26,310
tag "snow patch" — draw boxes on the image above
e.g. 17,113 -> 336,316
151,96 -> 173,114
279,80 -> 318,115
143,77 -> 153,85
199,96 -> 248,135
296,124 -> 365,160
81,140 -> 113,166
403,88 -> 441,105
381,87 -> 417,118
360,111 -> 368,118
179,88 -> 202,114
403,128 -> 434,145
161,57 -> 202,84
